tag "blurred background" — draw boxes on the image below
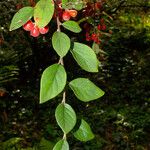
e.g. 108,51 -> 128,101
0,0 -> 150,149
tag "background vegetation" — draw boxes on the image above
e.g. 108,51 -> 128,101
0,0 -> 150,149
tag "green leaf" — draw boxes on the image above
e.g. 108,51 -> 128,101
92,42 -> 108,55
73,119 -> 95,141
55,103 -> 76,134
9,7 -> 34,31
62,0 -> 85,10
69,78 -> 105,102
34,0 -> 54,28
62,21 -> 82,33
40,64 -> 66,103
39,138 -> 54,150
71,42 -> 99,72
52,31 -> 71,57
53,139 -> 69,150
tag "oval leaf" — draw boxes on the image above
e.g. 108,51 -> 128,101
53,139 -> 69,150
62,21 -> 82,33
71,42 -> 99,72
55,103 -> 76,134
10,7 -> 34,31
34,0 -> 54,28
69,78 -> 105,102
40,64 -> 66,103
73,119 -> 94,141
52,31 -> 71,57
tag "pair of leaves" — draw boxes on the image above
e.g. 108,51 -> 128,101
40,66 -> 104,103
53,118 -> 94,150
10,0 -> 54,31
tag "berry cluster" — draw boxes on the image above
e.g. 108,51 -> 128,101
62,9 -> 78,21
23,20 -> 49,37
85,18 -> 107,44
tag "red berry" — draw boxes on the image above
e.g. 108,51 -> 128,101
30,26 -> 40,37
97,24 -> 101,30
100,18 -> 105,24
23,20 -> 34,31
39,26 -> 49,34
101,24 -> 106,30
62,11 -> 71,21
94,2 -> 101,10
86,32 -> 91,41
68,10 -> 77,18
91,33 -> 97,40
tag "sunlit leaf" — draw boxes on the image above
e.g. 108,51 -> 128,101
10,7 -> 34,31
69,78 -> 105,102
55,103 -> 76,134
40,64 -> 66,103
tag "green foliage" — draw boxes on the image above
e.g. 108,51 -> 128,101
62,21 -> 82,33
40,64 -> 67,103
9,7 -> 34,31
73,119 -> 95,141
69,78 -> 105,102
52,32 -> 71,57
71,42 -> 99,72
34,0 -> 54,28
53,139 -> 69,150
1,0 -> 149,149
55,103 -> 76,134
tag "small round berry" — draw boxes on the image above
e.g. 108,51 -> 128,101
100,18 -> 105,24
39,26 -> 49,34
62,11 -> 71,21
94,2 -> 101,10
86,32 -> 91,41
23,20 -> 34,31
68,10 -> 77,18
30,26 -> 40,37
97,24 -> 101,30
101,24 -> 106,30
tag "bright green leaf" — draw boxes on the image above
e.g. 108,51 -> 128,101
73,119 -> 95,141
52,31 -> 71,57
53,139 -> 69,150
9,7 -> 34,31
71,42 -> 99,72
55,103 -> 76,134
40,64 -> 66,103
69,78 -> 105,102
62,21 -> 82,33
34,0 -> 54,28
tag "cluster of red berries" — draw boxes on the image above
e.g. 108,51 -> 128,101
97,18 -> 106,31
62,9 -> 78,21
23,20 -> 49,37
85,18 -> 108,44
86,32 -> 101,44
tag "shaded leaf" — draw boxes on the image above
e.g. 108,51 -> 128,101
74,119 -> 94,141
